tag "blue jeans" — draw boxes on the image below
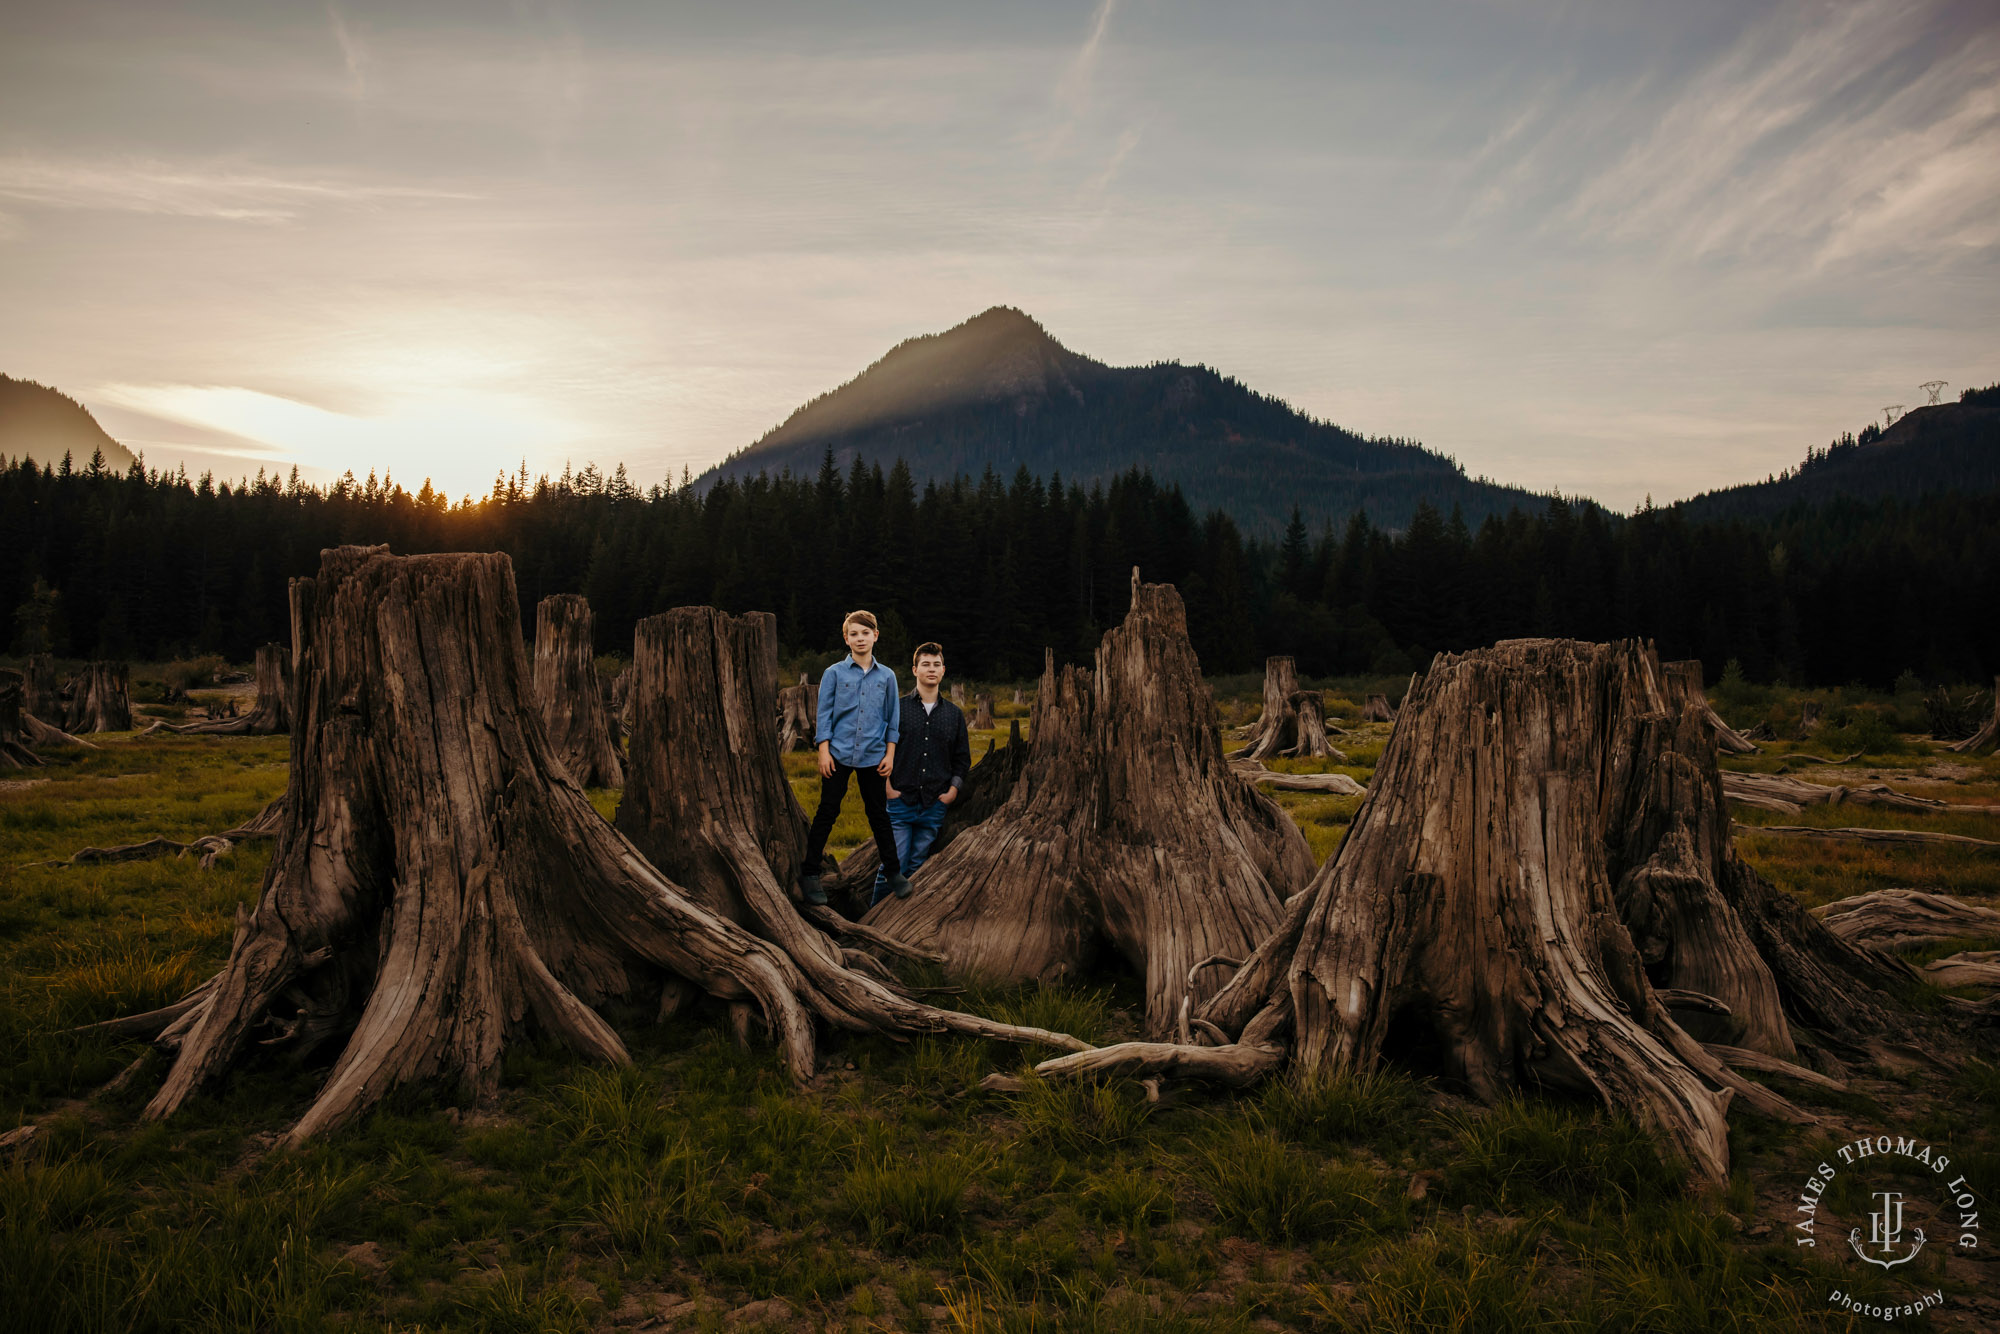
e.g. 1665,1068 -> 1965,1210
871,796 -> 950,905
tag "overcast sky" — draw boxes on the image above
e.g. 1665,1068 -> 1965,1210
2,0 -> 1995,507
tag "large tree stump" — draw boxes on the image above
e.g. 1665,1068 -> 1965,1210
971,693 -> 994,730
1236,656 -> 1300,745
869,572 -> 1314,1038
532,594 -> 623,788
64,661 -> 131,733
112,548 -> 1081,1146
0,670 -> 41,769
1951,677 -> 2000,755
1361,693 -> 1395,723
1235,686 -> 1342,762
776,673 -> 818,752
950,682 -> 967,709
1798,699 -> 1822,737
1663,661 -> 1757,754
24,653 -> 60,724
1060,639 -> 1926,1184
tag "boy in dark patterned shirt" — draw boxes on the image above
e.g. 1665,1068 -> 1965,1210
873,641 -> 970,906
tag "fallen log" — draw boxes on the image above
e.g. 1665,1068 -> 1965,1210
20,713 -> 96,749
870,571 -> 1313,1038
532,593 -> 623,788
1924,951 -> 2000,990
106,547 -> 1082,1147
1720,771 -> 1989,817
1812,890 -> 2000,952
30,795 -> 287,871
1739,823 -> 2000,851
1229,760 -> 1365,795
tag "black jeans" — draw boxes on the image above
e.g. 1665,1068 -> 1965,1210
802,762 -> 901,879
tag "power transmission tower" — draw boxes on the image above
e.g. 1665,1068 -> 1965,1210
1920,380 -> 1947,405
1882,405 -> 1904,428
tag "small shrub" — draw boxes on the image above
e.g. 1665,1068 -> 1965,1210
985,984 -> 1112,1049
1258,1066 -> 1427,1149
1197,1128 -> 1385,1244
1015,1075 -> 1154,1155
1319,1218 -> 1558,1333
1079,1166 -> 1174,1232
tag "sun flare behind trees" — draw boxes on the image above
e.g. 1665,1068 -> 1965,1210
2,446 -> 1995,687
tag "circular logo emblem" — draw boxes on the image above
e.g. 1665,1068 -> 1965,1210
1791,1131 -> 1983,1322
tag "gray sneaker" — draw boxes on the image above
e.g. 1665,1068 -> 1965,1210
800,874 -> 827,906
887,871 -> 913,899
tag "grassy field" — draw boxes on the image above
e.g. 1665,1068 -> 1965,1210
3,692 -> 1998,1332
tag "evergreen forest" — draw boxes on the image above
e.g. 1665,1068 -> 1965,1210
3,446 -> 1995,689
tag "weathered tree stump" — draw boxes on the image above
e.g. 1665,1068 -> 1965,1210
23,653 -> 60,724
950,682 -> 967,709
1235,687 -> 1343,762
0,670 -> 41,769
776,673 -> 819,752
1012,688 -> 1025,707
1057,639 -> 1926,1184
1361,692 -> 1396,723
1238,657 -> 1301,742
1798,699 -> 1822,737
1950,677 -> 2000,755
147,644 -> 293,736
1662,661 -> 1757,754
532,594 -> 623,788
971,693 -> 994,730
105,548 -> 1081,1146
869,572 -> 1314,1038
64,661 -> 131,733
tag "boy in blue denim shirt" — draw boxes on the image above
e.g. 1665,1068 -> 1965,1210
799,610 -> 906,906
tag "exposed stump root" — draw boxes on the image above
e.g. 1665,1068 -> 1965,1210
1044,638 -> 1939,1185
1812,890 -> 2000,953
104,547 -> 1081,1147
868,571 -> 1314,1039
34,796 -> 286,870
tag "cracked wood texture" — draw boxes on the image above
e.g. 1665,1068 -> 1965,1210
869,571 -> 1312,1038
64,661 -> 131,733
129,547 -> 1082,1146
533,594 -> 623,788
1186,638 -> 1918,1184
776,674 -> 818,752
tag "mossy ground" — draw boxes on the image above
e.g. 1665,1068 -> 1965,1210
2,686 -> 1997,1332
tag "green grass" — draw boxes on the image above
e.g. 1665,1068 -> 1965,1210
2,722 -> 1989,1331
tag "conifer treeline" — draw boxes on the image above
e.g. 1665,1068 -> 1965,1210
2,449 -> 1994,687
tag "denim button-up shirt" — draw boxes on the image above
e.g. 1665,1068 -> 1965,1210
814,656 -> 900,768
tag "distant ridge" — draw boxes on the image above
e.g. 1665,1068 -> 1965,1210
0,375 -> 137,474
1677,386 -> 2000,520
701,307 -> 1554,532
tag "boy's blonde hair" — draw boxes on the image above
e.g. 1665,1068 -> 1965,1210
842,610 -> 879,634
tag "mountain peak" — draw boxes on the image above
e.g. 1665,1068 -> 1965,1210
756,307 -> 1104,451
0,375 -> 137,474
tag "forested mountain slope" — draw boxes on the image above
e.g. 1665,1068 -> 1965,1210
700,306 -> 1549,533
0,376 -> 136,474
1678,386 -> 2000,520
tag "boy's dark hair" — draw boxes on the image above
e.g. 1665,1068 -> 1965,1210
842,610 -> 878,634
912,641 -> 944,666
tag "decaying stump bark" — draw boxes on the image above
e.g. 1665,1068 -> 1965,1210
107,548 -> 1083,1146
825,718 -> 1032,908
971,694 -> 994,730
1951,678 -> 2000,755
24,653 -> 59,724
869,572 -> 1314,1038
1663,661 -> 1757,754
1360,693 -> 1395,723
1798,700 -> 1822,737
776,673 -> 818,752
0,670 -> 40,769
1059,638 -> 1926,1185
1812,890 -> 2000,952
64,661 -> 132,733
532,594 -> 623,788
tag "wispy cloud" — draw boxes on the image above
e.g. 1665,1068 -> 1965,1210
326,1 -> 371,102
1561,0 -> 2000,267
0,157 -> 477,223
